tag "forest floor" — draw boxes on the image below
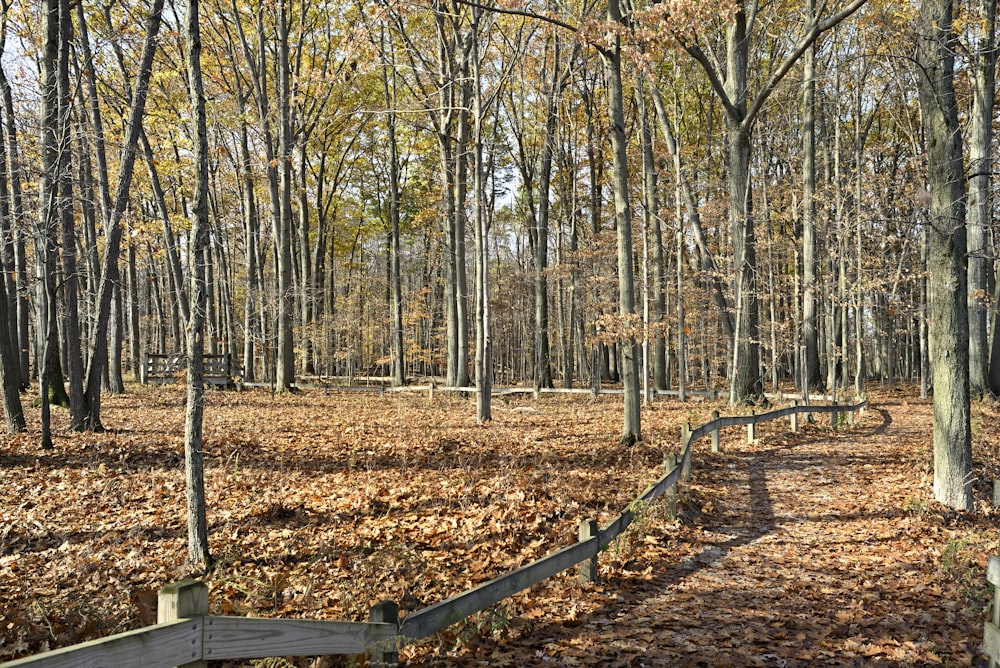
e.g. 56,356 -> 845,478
1,384 -> 998,666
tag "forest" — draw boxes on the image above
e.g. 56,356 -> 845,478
4,0 -> 1000,663
0,0 -> 984,421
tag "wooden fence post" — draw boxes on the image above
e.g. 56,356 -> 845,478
664,453 -> 678,520
368,600 -> 399,666
985,556 -> 1000,666
681,423 -> 692,482
578,519 -> 599,583
790,401 -> 798,433
710,410 -> 720,453
158,580 -> 208,668
747,412 -> 756,443
830,401 -> 839,428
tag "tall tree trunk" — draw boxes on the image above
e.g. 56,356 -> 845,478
297,140 -> 314,375
238,101 -> 258,383
82,0 -> 164,431
0,261 -> 23,432
971,0 -> 997,397
37,0 -> 61,448
854,79 -> 866,394
917,0 -> 972,511
127,242 -> 142,382
0,82 -> 17,390
802,0 -> 822,390
109,285 -> 125,393
275,0 -> 296,391
533,34 -> 572,391
431,3 -> 457,386
472,9 -> 491,422
140,132 -> 190,326
724,11 -> 763,405
603,0 -> 640,445
563,167 -> 580,390
58,0 -> 86,424
921,226 -> 930,398
637,81 -> 667,393
0,71 -> 24,433
0,59 -> 30,387
381,29 -> 406,388
183,0 -> 211,567
232,0 -> 279,382
453,75 -> 471,388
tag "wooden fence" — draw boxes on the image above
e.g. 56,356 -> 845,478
985,555 -> 1000,667
144,354 -> 234,387
981,479 -> 1000,667
2,396 -> 866,668
247,378 -> 843,407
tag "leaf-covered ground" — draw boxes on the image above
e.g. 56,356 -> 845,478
1,386 -> 998,666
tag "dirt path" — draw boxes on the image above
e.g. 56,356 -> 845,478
406,399 -> 993,666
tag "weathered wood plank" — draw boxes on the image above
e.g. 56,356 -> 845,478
597,458 -> 684,546
598,508 -> 634,546
0,618 -> 399,668
201,617 -> 397,661
399,537 -> 599,641
144,354 -> 232,385
0,619 -> 202,668
987,555 -> 1000,587
984,620 -> 1000,661
638,463 -> 682,504
595,427 -> 697,546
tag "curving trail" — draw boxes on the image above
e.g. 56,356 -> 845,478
407,398 -> 993,667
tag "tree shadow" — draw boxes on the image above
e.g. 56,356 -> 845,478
666,449 -> 777,580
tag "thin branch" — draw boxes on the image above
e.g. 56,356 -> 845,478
682,41 -> 740,119
742,0 -> 868,134
448,0 -> 579,34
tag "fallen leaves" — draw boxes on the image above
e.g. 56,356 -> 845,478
0,389 -> 996,666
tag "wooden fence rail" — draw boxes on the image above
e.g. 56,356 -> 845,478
245,380 -> 841,406
984,556 -> 1000,667
144,353 -> 234,387
3,396 -> 866,668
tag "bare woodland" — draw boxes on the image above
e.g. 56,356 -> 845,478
0,0 -> 999,563
8,1 -> 1000,663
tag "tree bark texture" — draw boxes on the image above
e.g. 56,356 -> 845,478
801,0 -> 822,390
970,0 -> 997,397
916,0 -> 973,512
604,0 -> 640,445
82,0 -> 163,430
184,0 -> 212,566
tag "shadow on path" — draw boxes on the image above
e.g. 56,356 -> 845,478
668,449 -> 776,580
657,403 -> 894,585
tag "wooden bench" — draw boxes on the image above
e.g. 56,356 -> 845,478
144,353 -> 234,387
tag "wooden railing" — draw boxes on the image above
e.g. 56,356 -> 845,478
144,353 -> 233,387
2,396 -> 867,668
245,379 -> 848,408
985,556 -> 1000,667
1,581 -> 399,668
